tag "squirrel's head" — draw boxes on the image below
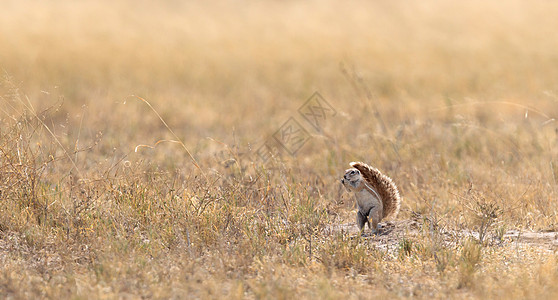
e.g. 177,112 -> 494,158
341,168 -> 363,191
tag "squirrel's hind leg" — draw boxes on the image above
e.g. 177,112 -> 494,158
357,211 -> 368,234
368,206 -> 383,235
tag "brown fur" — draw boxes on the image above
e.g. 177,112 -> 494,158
349,162 -> 400,219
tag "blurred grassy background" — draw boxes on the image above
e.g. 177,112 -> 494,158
1,0 -> 558,298
2,0 -> 557,168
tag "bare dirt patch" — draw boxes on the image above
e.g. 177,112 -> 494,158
327,219 -> 558,251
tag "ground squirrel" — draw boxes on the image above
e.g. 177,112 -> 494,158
341,162 -> 401,234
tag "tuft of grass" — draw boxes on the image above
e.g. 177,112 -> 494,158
398,238 -> 414,259
462,190 -> 503,244
318,233 -> 383,275
458,238 -> 483,289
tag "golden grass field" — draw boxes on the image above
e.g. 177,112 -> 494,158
2,0 -> 558,298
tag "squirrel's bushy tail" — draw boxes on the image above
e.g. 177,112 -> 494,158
350,162 -> 400,219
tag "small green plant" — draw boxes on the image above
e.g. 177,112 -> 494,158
398,238 -> 414,259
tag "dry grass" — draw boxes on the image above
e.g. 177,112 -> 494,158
1,0 -> 558,298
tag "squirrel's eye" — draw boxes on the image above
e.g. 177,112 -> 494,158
350,170 -> 355,175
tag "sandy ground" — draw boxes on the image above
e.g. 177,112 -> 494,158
327,217 -> 558,252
